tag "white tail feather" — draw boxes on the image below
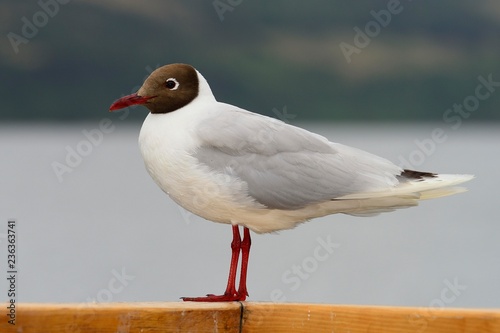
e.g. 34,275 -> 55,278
336,174 -> 474,200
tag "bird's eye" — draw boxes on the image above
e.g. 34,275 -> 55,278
165,78 -> 179,90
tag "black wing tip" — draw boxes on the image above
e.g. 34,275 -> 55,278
401,169 -> 437,180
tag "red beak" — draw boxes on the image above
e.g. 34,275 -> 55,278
109,93 -> 155,112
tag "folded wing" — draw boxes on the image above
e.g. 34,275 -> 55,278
195,105 -> 403,210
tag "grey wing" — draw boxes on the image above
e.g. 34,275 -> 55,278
195,105 -> 402,210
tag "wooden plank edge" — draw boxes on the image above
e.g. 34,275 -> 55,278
243,303 -> 500,333
1,302 -> 499,333
1,302 -> 242,333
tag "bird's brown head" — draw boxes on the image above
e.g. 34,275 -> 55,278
109,63 -> 199,114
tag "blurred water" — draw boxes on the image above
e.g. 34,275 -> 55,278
1,122 -> 499,308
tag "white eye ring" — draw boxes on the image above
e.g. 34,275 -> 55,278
165,78 -> 180,90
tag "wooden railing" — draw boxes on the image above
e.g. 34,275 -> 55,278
2,302 -> 500,332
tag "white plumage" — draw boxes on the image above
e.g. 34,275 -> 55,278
110,63 -> 474,302
137,69 -> 473,233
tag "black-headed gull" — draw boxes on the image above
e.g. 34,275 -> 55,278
109,63 -> 473,302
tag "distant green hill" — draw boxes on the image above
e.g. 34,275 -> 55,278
1,0 -> 499,122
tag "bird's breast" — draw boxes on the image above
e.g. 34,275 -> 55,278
139,112 -> 199,194
138,112 -> 255,223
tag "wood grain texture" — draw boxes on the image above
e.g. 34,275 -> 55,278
1,302 -> 499,333
243,303 -> 500,333
1,302 -> 242,333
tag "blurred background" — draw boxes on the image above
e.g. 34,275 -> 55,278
1,0 -> 499,309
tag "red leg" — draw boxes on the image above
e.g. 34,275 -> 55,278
181,225 -> 249,302
222,225 -> 241,296
236,227 -> 251,300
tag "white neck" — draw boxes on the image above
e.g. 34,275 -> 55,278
195,70 -> 216,102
